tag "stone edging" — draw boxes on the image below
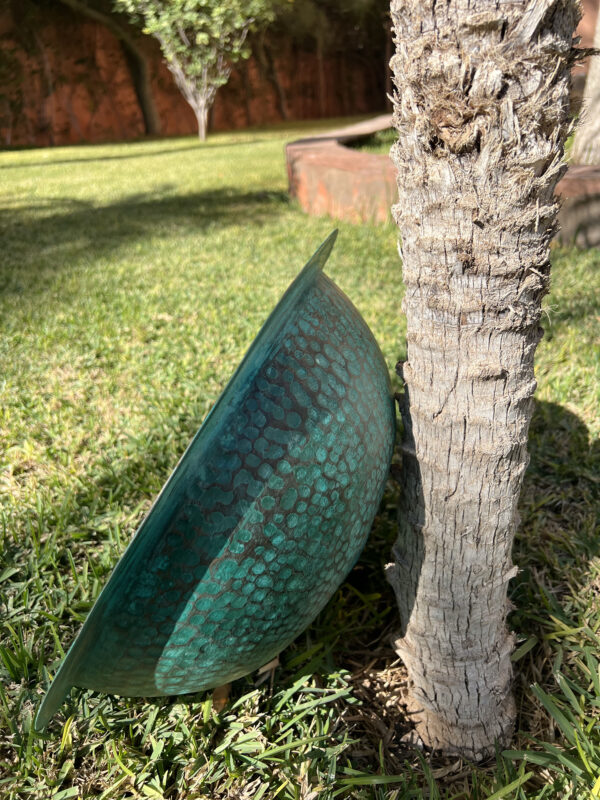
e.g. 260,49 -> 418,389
285,114 -> 600,246
285,114 -> 396,224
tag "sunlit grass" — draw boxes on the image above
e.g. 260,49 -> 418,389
1,121 -> 599,799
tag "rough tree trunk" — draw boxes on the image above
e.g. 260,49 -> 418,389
120,43 -> 162,137
241,61 -> 254,126
264,42 -> 289,121
194,102 -> 208,141
386,0 -> 579,761
340,57 -> 350,116
571,11 -> 600,164
33,31 -> 56,145
254,35 -> 290,122
154,41 -> 211,141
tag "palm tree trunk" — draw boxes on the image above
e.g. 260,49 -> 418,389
386,0 -> 579,761
571,12 -> 600,164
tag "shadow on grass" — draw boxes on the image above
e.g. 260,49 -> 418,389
0,138 -> 268,171
510,400 -> 600,738
0,187 -> 288,294
515,399 -> 600,581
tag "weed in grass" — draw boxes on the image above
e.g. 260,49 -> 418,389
1,124 -> 599,799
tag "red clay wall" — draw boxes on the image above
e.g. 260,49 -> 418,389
0,5 -> 386,148
2,2 -> 595,149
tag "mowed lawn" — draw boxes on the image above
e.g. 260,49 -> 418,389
1,123 -> 599,800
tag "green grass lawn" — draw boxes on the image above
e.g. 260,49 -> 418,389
1,121 -> 599,800
347,129 -> 397,156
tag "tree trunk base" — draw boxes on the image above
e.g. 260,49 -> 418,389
396,653 -> 516,762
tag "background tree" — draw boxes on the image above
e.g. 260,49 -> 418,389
572,10 -> 600,164
386,0 -> 580,760
4,0 -> 162,137
57,0 -> 161,136
267,0 -> 389,119
114,0 -> 277,140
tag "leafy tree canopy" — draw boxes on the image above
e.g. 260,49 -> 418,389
114,0 -> 280,138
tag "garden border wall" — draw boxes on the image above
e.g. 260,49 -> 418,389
285,115 -> 600,246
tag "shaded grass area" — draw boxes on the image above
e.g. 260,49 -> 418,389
347,129 -> 397,156
1,123 -> 599,799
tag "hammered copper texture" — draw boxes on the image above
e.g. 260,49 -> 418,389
36,234 -> 395,727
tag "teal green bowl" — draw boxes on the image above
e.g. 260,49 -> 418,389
36,231 -> 395,729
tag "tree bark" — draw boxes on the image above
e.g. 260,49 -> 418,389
195,103 -> 208,141
56,0 -> 161,136
263,42 -> 289,121
254,35 -> 289,122
339,56 -> 349,116
571,12 -> 600,164
119,43 -> 161,137
386,0 -> 579,761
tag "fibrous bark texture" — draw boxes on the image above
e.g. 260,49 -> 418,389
387,0 -> 579,761
572,12 -> 600,164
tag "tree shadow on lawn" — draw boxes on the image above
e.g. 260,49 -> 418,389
514,399 -> 600,588
0,187 -> 288,294
509,399 -> 600,733
0,137 -> 269,171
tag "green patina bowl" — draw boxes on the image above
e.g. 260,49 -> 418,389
36,231 -> 395,729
